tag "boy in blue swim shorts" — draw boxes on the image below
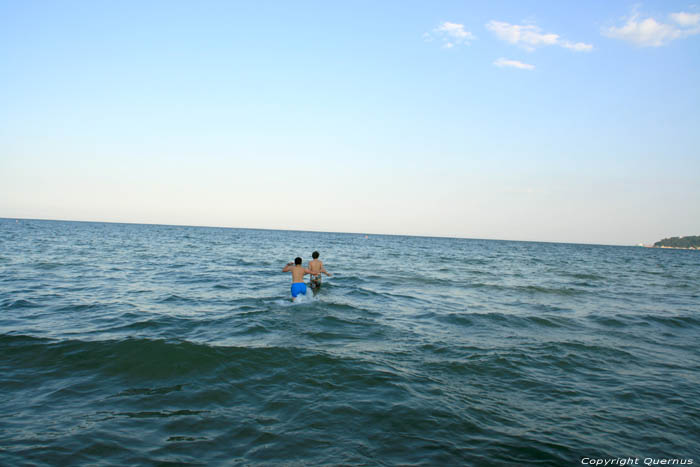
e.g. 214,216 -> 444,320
282,257 -> 314,301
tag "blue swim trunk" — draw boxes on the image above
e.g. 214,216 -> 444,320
291,282 -> 307,298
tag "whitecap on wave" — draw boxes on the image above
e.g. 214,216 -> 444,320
273,292 -> 318,306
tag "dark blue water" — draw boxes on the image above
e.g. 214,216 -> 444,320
1,218 -> 698,465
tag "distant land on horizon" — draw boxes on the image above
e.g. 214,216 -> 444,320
653,236 -> 700,250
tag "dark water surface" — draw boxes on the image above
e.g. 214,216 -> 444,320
1,219 -> 698,465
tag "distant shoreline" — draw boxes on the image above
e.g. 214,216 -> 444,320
650,235 -> 700,250
647,245 -> 700,251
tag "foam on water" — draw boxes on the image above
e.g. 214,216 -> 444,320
272,292 -> 318,306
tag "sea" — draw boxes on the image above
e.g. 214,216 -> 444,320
1,218 -> 698,466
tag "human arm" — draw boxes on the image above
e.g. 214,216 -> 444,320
282,262 -> 293,272
321,262 -> 332,276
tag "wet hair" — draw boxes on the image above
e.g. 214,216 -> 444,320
295,257 -> 302,265
312,251 -> 319,259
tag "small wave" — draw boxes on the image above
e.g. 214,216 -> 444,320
33,261 -> 64,270
52,303 -> 105,313
112,384 -> 183,397
117,409 -> 208,419
641,314 -> 700,329
588,314 -> 628,328
533,341 -> 637,370
528,303 -> 574,313
461,282 -> 507,292
437,312 -> 474,327
103,318 -> 169,333
0,335 -> 278,379
347,287 -> 389,300
525,315 -> 573,328
588,312 -> 700,330
571,281 -> 600,288
436,311 -> 577,330
303,330 -> 364,341
566,272 -> 605,281
0,334 -> 403,391
157,294 -> 195,304
1,298 -> 42,309
516,285 -> 586,296
167,435 -> 209,442
323,302 -> 376,315
315,314 -> 374,328
419,342 -> 484,355
423,353 -> 527,380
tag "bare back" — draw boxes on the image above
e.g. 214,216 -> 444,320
309,259 -> 324,275
289,265 -> 309,283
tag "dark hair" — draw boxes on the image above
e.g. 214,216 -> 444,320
312,251 -> 319,259
295,257 -> 302,265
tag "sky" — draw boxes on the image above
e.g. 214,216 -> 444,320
1,0 -> 699,245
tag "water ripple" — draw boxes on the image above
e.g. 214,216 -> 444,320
1,219 -> 699,464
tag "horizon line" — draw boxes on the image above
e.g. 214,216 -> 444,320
0,216 -> 647,248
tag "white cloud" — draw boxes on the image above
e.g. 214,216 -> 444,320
604,15 -> 682,46
437,22 -> 473,40
486,21 -> 558,50
425,21 -> 475,48
670,11 -> 700,27
493,58 -> 535,70
604,11 -> 700,47
486,20 -> 592,52
561,40 -> 594,52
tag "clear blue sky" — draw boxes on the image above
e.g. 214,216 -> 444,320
1,1 -> 699,245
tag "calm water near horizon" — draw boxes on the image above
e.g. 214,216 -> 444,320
1,218 -> 698,465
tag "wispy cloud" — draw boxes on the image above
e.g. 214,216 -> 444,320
493,58 -> 535,70
486,20 -> 593,52
486,21 -> 558,50
561,40 -> 594,52
425,22 -> 476,48
604,10 -> 700,47
670,11 -> 700,27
